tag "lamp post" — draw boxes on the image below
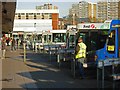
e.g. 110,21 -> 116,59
34,23 -> 38,52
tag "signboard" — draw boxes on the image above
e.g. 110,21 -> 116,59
83,24 -> 95,29
98,58 -> 120,67
107,45 -> 115,51
77,23 -> 110,29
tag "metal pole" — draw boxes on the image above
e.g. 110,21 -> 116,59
112,62 -> 115,89
49,46 -> 51,62
23,43 -> 26,64
35,44 -> 37,53
102,61 -> 104,88
73,58 -> 76,78
97,66 -> 100,89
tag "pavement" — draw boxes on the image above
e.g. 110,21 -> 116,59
2,46 -> 119,89
2,47 -> 38,89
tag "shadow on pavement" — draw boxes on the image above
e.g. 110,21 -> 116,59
16,51 -> 99,88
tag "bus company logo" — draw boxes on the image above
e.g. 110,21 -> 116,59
83,24 -> 95,29
91,24 -> 95,29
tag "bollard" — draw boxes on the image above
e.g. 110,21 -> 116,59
57,54 -> 60,68
23,43 -> 26,64
35,44 -> 37,53
49,51 -> 51,62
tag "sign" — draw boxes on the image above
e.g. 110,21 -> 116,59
77,23 -> 110,29
107,45 -> 115,51
98,58 -> 120,67
83,24 -> 95,29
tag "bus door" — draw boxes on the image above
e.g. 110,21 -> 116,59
78,30 -> 98,52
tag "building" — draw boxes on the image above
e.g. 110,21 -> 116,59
97,1 -> 107,22
58,18 -> 66,29
13,8 -> 59,33
69,1 -> 96,23
69,4 -> 79,17
107,0 -> 120,20
97,0 -> 120,22
1,2 -> 16,33
78,1 -> 90,18
89,3 -> 97,22
68,0 -> 120,23
36,3 -> 58,10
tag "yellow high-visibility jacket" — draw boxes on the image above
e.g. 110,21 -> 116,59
75,42 -> 87,59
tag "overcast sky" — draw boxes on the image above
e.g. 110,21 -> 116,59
16,0 -> 99,17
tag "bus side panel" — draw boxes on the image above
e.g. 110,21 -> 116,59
118,27 -> 120,58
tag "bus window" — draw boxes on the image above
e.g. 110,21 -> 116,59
48,35 -> 51,43
106,30 -> 115,53
69,35 -> 75,48
53,33 -> 66,43
44,35 -> 47,43
38,34 -> 42,43
90,32 -> 98,51
97,30 -> 108,50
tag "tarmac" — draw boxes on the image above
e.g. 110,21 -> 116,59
2,46 -> 119,89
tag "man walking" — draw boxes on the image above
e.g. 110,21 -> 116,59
75,37 -> 87,79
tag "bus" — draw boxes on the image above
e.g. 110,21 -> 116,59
76,22 -> 110,66
42,30 -> 66,51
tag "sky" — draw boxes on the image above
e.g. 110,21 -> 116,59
16,0 -> 99,18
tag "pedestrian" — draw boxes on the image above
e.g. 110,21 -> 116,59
75,37 -> 87,79
6,37 -> 10,46
16,38 -> 19,49
11,38 -> 16,51
1,34 -> 6,59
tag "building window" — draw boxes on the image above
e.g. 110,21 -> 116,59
18,15 -> 21,18
42,14 -> 44,19
21,13 -> 25,15
29,13 -> 33,15
18,13 -> 20,16
37,13 -> 40,15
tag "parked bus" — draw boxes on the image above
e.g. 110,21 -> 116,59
42,30 -> 66,45
42,30 -> 66,51
76,21 -> 110,66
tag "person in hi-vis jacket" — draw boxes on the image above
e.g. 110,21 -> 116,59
75,37 -> 87,79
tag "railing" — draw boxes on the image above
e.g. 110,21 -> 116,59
97,58 -> 120,88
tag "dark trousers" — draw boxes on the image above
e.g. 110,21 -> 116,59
77,59 -> 85,78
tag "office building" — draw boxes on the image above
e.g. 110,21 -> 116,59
14,6 -> 59,33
